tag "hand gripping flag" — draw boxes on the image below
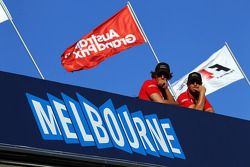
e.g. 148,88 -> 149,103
61,5 -> 146,72
172,45 -> 244,97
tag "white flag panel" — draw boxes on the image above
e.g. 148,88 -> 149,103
0,1 -> 8,23
172,45 -> 244,97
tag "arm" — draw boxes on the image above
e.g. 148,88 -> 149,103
150,92 -> 165,103
193,85 -> 206,111
186,85 -> 206,111
163,86 -> 179,105
205,107 -> 214,113
150,88 -> 178,105
204,99 -> 215,113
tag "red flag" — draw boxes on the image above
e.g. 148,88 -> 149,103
61,5 -> 146,72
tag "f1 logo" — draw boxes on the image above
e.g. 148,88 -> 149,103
199,64 -> 231,80
209,64 -> 230,72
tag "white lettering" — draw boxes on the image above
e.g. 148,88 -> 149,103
109,29 -> 120,39
162,123 -> 181,154
133,117 -> 156,152
72,29 -> 138,59
146,118 -> 170,153
69,101 -> 94,142
118,112 -> 139,149
103,108 -> 125,147
32,100 -> 61,135
125,34 -> 136,43
83,102 -> 110,144
52,100 -> 77,139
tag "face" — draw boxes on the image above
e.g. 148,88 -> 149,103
156,75 -> 168,88
187,79 -> 202,93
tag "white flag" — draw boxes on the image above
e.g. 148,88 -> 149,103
0,0 -> 11,23
172,45 -> 244,97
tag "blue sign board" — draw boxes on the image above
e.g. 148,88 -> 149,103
0,71 -> 250,166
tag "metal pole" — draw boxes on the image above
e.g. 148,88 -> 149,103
127,1 -> 177,99
225,42 -> 250,86
0,0 -> 45,80
127,1 -> 160,63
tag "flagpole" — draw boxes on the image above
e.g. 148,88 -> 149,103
225,42 -> 250,86
127,1 -> 160,63
127,1 -> 177,99
0,1 -> 45,80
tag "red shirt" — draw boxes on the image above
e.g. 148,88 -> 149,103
138,79 -> 163,101
177,90 -> 212,111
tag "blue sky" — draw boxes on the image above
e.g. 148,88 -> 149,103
0,0 -> 249,120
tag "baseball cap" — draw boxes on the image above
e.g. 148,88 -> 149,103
155,62 -> 170,76
187,72 -> 202,84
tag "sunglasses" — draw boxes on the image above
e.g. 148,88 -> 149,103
157,72 -> 170,80
188,79 -> 202,85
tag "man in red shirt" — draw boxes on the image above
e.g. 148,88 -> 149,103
138,62 -> 178,105
177,72 -> 214,112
